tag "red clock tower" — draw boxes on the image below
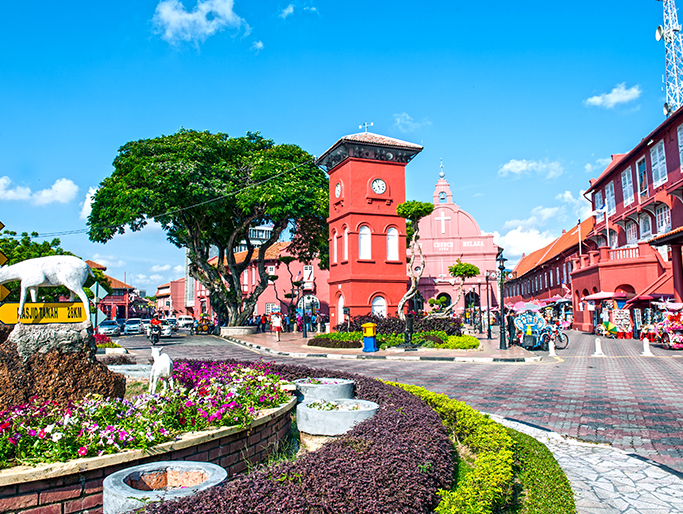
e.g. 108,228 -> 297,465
318,132 -> 423,324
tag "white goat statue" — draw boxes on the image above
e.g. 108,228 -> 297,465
149,347 -> 174,394
0,255 -> 92,322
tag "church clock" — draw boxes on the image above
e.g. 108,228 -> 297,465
318,131 -> 423,322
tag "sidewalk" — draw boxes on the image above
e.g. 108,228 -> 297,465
219,327 -> 541,362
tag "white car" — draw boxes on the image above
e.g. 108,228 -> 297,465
177,315 -> 194,329
123,318 -> 143,335
97,320 -> 121,336
147,320 -> 173,338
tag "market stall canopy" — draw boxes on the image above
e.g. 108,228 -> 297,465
512,301 -> 542,312
582,291 -> 634,301
653,300 -> 683,311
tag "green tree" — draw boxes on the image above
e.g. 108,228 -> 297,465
0,230 -> 111,305
87,129 -> 328,326
429,259 -> 480,319
396,200 -> 434,320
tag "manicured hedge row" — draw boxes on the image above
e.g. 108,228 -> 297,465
390,383 -> 576,514
149,362 -> 454,514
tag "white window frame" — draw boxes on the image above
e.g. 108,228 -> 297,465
343,227 -> 349,261
333,230 -> 338,263
594,190 -> 604,211
265,303 -> 276,315
640,214 -> 652,238
656,204 -> 671,234
621,167 -> 634,207
678,125 -> 683,168
626,221 -> 638,244
605,181 -> 616,215
636,157 -> 648,198
359,225 -> 371,260
371,296 -> 387,317
267,265 -> 275,284
386,227 -> 399,261
650,140 -> 668,188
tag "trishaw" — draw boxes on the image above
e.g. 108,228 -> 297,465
513,310 -> 548,350
655,310 -> 683,350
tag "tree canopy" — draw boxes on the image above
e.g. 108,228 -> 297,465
87,129 -> 328,326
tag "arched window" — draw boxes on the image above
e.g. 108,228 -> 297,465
371,296 -> 387,317
626,221 -> 638,244
338,295 -> 345,319
386,227 -> 399,261
639,215 -> 652,238
332,230 -> 338,263
359,225 -> 371,260
656,204 -> 671,234
343,227 -> 349,261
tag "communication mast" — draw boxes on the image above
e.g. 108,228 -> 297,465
656,0 -> 683,115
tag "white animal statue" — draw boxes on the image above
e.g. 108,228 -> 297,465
149,347 -> 174,394
0,255 -> 92,322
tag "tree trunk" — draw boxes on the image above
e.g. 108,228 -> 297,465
397,230 -> 425,321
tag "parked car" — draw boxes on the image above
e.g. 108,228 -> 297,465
115,318 -> 127,331
97,320 -> 120,336
123,318 -> 143,335
146,320 -> 173,338
141,319 -> 152,331
165,318 -> 179,332
177,315 -> 194,329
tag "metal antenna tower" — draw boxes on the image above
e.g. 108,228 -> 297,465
657,0 -> 683,115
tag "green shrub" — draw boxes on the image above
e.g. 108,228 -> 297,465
312,332 -> 362,341
436,335 -> 480,350
506,429 -> 576,514
387,383 -> 574,514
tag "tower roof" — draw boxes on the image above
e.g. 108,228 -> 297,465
317,132 -> 423,170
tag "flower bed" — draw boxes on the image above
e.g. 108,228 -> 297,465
0,361 -> 288,468
309,331 -> 480,350
148,362 -> 454,514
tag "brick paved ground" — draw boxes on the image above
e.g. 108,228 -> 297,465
119,329 -> 683,474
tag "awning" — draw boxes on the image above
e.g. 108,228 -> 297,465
582,291 -> 633,301
648,226 -> 683,246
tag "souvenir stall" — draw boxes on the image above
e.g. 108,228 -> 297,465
651,300 -> 683,350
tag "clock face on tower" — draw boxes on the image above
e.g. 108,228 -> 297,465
371,178 -> 386,195
335,182 -> 341,198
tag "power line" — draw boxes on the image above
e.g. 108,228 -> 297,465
2,158 -> 316,239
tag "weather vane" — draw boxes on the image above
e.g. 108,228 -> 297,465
359,121 -> 373,132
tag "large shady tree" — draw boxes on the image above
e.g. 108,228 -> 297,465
87,129 -> 328,326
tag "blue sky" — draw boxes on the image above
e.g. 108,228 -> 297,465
0,0 -> 674,291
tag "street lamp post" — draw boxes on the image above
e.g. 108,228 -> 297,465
300,287 -> 308,339
477,278 -> 482,334
497,248 -> 507,350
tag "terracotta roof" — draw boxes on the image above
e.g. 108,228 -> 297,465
649,225 -> 683,246
85,259 -> 107,271
336,132 -> 423,150
208,242 -> 290,266
106,274 -> 134,290
587,154 -> 627,193
512,218 -> 594,278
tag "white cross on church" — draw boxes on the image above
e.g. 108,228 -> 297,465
435,211 -> 451,234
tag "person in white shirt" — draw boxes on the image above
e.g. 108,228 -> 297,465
271,312 -> 282,341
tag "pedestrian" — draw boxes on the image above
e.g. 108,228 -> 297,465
284,313 -> 290,332
261,314 -> 268,332
271,312 -> 282,341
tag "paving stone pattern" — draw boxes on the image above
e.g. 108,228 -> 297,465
118,329 -> 683,513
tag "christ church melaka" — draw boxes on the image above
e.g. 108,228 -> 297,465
186,132 -> 500,323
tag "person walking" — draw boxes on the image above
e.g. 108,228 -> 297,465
271,312 -> 282,341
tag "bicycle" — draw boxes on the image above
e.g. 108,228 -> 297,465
540,323 -> 569,350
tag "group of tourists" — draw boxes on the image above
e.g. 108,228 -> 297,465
248,310 -> 328,339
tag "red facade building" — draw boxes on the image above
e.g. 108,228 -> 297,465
318,132 -> 422,323
155,278 -> 188,317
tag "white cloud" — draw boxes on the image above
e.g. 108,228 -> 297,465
502,206 -> 560,231
150,274 -> 164,282
493,227 -> 556,260
304,6 -> 317,12
91,253 -> 126,269
151,264 -> 171,272
174,265 -> 184,273
279,4 -> 294,19
498,159 -> 563,180
393,112 -> 432,133
0,176 -> 79,205
133,274 -> 151,285
584,157 -> 611,174
152,0 -> 249,44
0,176 -> 31,201
251,40 -> 264,52
79,187 -> 97,220
556,189 -> 592,221
584,83 -> 642,109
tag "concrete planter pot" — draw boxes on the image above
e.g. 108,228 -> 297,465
296,399 -> 379,436
220,326 -> 257,336
103,461 -> 227,514
293,378 -> 355,402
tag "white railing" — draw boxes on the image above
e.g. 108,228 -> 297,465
609,247 -> 639,260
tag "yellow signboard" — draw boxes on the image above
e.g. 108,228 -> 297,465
0,285 -> 9,302
0,302 -> 88,325
0,220 -> 6,265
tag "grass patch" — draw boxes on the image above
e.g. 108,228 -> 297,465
124,379 -> 148,399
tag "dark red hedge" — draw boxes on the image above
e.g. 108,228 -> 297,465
149,361 -> 454,514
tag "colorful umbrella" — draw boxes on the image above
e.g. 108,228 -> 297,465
602,321 -> 617,334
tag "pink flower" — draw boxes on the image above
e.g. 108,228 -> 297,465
78,446 -> 88,457
38,429 -> 46,439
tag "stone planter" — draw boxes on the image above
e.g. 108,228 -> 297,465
297,399 -> 379,436
103,461 -> 227,514
220,326 -> 257,337
293,378 -> 354,402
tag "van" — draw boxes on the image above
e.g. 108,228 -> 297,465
177,315 -> 194,329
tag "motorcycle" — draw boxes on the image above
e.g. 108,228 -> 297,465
149,324 -> 161,346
